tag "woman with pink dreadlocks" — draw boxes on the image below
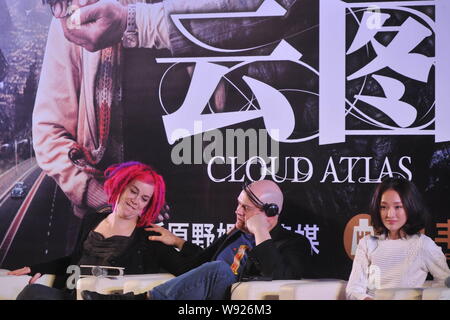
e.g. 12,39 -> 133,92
6,161 -> 200,300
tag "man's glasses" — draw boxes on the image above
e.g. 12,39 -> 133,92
42,0 -> 75,19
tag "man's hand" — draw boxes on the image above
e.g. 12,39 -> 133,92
61,0 -> 128,52
145,224 -> 186,250
245,214 -> 271,245
7,267 -> 42,284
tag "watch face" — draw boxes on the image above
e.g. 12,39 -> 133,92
124,33 -> 138,48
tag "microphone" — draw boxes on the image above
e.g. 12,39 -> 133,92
92,266 -> 107,277
445,276 -> 450,288
80,265 -> 124,278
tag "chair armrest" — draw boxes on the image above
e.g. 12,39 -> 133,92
279,279 -> 347,300
0,269 -> 10,276
231,280 -> 312,300
0,274 -> 56,300
422,287 -> 450,300
0,275 -> 31,300
374,288 -> 423,300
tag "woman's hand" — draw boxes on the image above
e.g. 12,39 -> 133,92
145,224 -> 186,250
7,266 -> 31,276
7,267 -> 42,284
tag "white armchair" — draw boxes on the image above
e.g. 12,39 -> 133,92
279,279 -> 348,300
374,288 -> 423,300
422,287 -> 450,300
0,269 -> 56,300
375,287 -> 450,300
374,280 -> 450,300
230,279 -> 348,300
77,277 -> 348,300
230,280 -> 314,300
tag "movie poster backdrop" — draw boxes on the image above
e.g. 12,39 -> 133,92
0,0 -> 449,280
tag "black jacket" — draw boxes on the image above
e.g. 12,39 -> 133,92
29,209 -> 200,288
176,224 -> 312,281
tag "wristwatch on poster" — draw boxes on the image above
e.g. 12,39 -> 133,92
122,4 -> 138,48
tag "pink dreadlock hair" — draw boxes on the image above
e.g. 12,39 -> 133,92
103,161 -> 166,227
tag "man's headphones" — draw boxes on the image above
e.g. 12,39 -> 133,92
243,181 -> 279,217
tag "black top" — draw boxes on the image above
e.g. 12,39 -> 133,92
78,230 -> 135,267
29,208 -> 201,289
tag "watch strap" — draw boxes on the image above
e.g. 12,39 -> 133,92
126,4 -> 137,33
123,4 -> 138,48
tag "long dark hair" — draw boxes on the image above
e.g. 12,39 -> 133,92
369,177 -> 429,236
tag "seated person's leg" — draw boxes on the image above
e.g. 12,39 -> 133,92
151,261 -> 236,300
16,284 -> 67,300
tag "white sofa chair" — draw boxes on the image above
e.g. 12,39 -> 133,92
230,280 -> 315,300
78,277 -> 346,300
76,273 -> 174,300
375,287 -> 450,300
374,288 -> 423,300
0,269 -> 56,300
422,287 -> 450,300
374,280 -> 450,300
279,279 -> 348,300
74,273 -> 450,300
77,276 -> 306,300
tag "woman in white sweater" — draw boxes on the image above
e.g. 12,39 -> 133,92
346,177 -> 450,300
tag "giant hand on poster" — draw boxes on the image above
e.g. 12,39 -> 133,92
56,0 -> 129,52
0,0 -> 448,284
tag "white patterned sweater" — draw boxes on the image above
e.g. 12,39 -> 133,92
346,234 -> 450,300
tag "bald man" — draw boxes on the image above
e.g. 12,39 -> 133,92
82,180 -> 312,300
